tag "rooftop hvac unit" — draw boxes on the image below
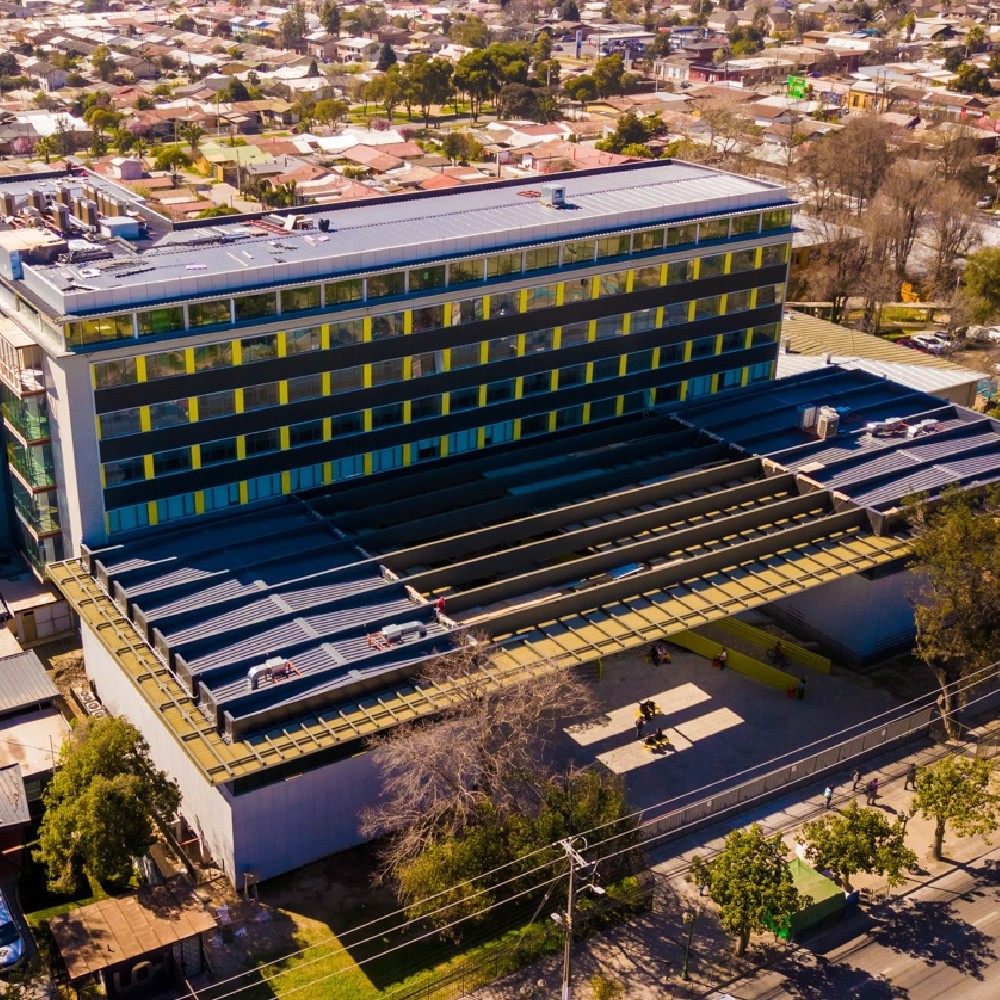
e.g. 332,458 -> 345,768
816,406 -> 840,440
539,184 -> 566,208
796,404 -> 817,430
28,190 -> 45,213
382,621 -> 428,643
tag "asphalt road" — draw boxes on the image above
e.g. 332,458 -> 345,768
730,845 -> 1000,1000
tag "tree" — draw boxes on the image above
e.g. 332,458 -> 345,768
562,0 -> 580,19
0,53 -> 17,78
91,44 -> 115,83
592,53 -> 625,98
908,488 -> 1000,737
911,756 -> 1000,860
442,131 -> 484,164
404,54 -> 453,125
34,135 -> 54,165
178,123 -> 206,155
364,64 -> 404,119
360,636 -> 599,882
154,146 -> 192,185
954,63 -> 993,95
320,0 -> 341,36
564,74 -> 598,109
798,801 -> 915,893
963,247 -> 1000,323
313,98 -> 348,127
280,3 -> 307,50
690,824 -> 805,955
830,115 -> 891,217
925,182 -> 981,295
173,14 -> 195,31
596,110 -> 656,153
875,158 -> 934,278
450,16 -> 490,49
376,42 -> 397,72
454,49 -> 495,121
36,718 -> 180,890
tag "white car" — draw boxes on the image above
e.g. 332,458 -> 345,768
912,333 -> 951,354
0,889 -> 23,969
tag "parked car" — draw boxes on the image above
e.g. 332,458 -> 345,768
978,195 -> 994,209
897,337 -> 929,352
912,333 -> 952,354
0,889 -> 23,969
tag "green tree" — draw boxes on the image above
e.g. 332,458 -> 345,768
0,53 -> 18,78
592,53 -> 626,98
154,146 -> 192,185
450,16 -> 490,49
911,756 -> 1000,860
954,63 -> 994,96
313,98 -> 348,126
34,135 -> 54,165
562,0 -> 580,19
36,718 -> 180,891
178,123 -> 206,154
453,49 -> 494,121
442,130 -> 484,164
280,3 -> 307,50
798,801 -> 915,893
224,78 -> 251,103
405,55 -> 454,125
962,247 -> 1000,323
173,14 -> 195,31
320,0 -> 341,36
91,44 -> 115,83
690,824 -> 805,955
364,64 -> 404,118
596,110 -> 657,153
376,42 -> 397,72
908,487 -> 1000,736
564,74 -> 598,108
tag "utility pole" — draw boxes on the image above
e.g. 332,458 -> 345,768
553,837 -> 602,1000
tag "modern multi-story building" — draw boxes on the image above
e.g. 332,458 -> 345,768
0,160 -> 793,572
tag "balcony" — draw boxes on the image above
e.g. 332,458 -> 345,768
7,441 -> 56,490
0,318 -> 45,398
2,389 -> 50,444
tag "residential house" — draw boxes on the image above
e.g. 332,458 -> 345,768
24,61 -> 67,94
335,37 -> 380,62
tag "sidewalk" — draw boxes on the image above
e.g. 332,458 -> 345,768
468,719 -> 1000,999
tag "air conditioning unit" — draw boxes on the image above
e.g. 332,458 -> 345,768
539,184 -> 566,208
816,406 -> 840,440
382,621 -> 428,642
797,404 -> 818,430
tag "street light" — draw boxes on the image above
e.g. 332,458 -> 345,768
681,906 -> 701,981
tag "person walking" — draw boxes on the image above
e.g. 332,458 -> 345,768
797,677 -> 807,700
717,647 -> 727,669
866,777 -> 879,805
636,715 -> 644,740
904,762 -> 917,789
823,785 -> 833,809
851,767 -> 862,791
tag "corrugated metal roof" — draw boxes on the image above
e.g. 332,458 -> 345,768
0,650 -> 58,716
0,764 -> 29,829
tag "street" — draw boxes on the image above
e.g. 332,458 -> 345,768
730,844 -> 1000,1000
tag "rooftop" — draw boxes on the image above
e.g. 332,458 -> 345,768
0,764 -> 29,829
2,161 -> 791,318
0,650 -> 58,719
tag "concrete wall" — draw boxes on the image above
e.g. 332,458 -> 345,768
226,751 -> 382,883
766,567 -> 917,665
80,624 -> 237,879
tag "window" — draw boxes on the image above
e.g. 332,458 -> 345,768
107,503 -> 149,534
631,307 -> 657,333
486,379 -> 515,404
488,336 -> 519,361
562,240 -> 594,266
204,482 -> 240,510
731,213 -> 760,236
334,455 -> 364,480
666,259 -> 694,285
756,284 -> 782,307
371,312 -> 404,340
157,493 -> 196,523
632,228 -> 664,254
691,335 -> 716,358
524,328 -> 555,353
235,292 -> 277,323
599,272 -> 627,297
289,463 -> 324,490
449,386 -> 480,411
243,382 -> 280,411
371,359 -> 405,385
332,412 -> 363,436
521,413 -> 548,437
659,343 -> 684,365
326,277 -> 363,305
667,223 -> 697,247
563,277 -> 591,303
749,361 -> 772,383
366,271 -> 404,300
415,438 -> 440,462
188,299 -> 231,328
595,315 -> 624,340
201,438 -> 238,466
450,343 -> 480,369
487,252 -> 521,279
371,402 -> 403,428
694,296 -> 721,321
145,350 -> 186,380
199,389 -> 236,420
524,284 -> 558,311
241,334 -> 278,363
448,429 -> 477,455
664,301 -> 688,326
699,254 -> 726,280
522,372 -> 551,396
590,397 -> 618,422
730,248 -> 757,272
525,245 -> 559,272
626,350 -> 654,374
329,318 -> 363,348
286,327 -> 322,355
490,291 -> 518,317
67,314 -> 133,346
153,447 -> 191,476
193,341 -> 232,371
149,398 -> 189,429
245,428 -> 280,457
409,264 -> 446,293
290,419 -> 324,447
761,242 -> 789,267
372,446 -> 404,473
762,208 -> 793,231
596,235 -> 629,260
632,265 -> 661,290
412,304 -> 445,333
281,285 -> 321,314
555,404 -> 584,429
752,324 -> 779,346
412,352 -> 442,377
411,395 -> 442,420
483,420 -> 514,446
561,322 -> 589,347
721,330 -> 746,352
93,358 -> 138,389
331,367 -> 363,394
103,456 -> 146,486
557,363 -> 586,388
593,357 -> 620,381
137,307 -> 184,338
656,384 -> 682,404
246,473 -> 281,502
687,374 -> 713,398
449,259 -> 482,285
698,218 -> 729,243
99,407 -> 142,439
622,391 -> 647,414
287,372 -> 324,402
451,297 -> 485,325
720,367 -> 743,389
727,289 -> 752,313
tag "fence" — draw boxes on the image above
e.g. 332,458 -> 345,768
643,701 -> 937,844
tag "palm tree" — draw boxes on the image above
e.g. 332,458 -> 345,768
179,123 -> 206,156
35,135 -> 54,165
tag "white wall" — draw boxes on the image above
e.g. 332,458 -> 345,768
80,624 -> 237,879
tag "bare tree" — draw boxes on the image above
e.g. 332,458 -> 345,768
875,158 -> 934,278
795,141 -> 838,217
360,635 -> 598,878
858,201 -> 898,333
830,115 -> 892,217
800,215 -> 868,324
698,93 -> 762,172
928,124 -> 983,190
926,182 -> 982,296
